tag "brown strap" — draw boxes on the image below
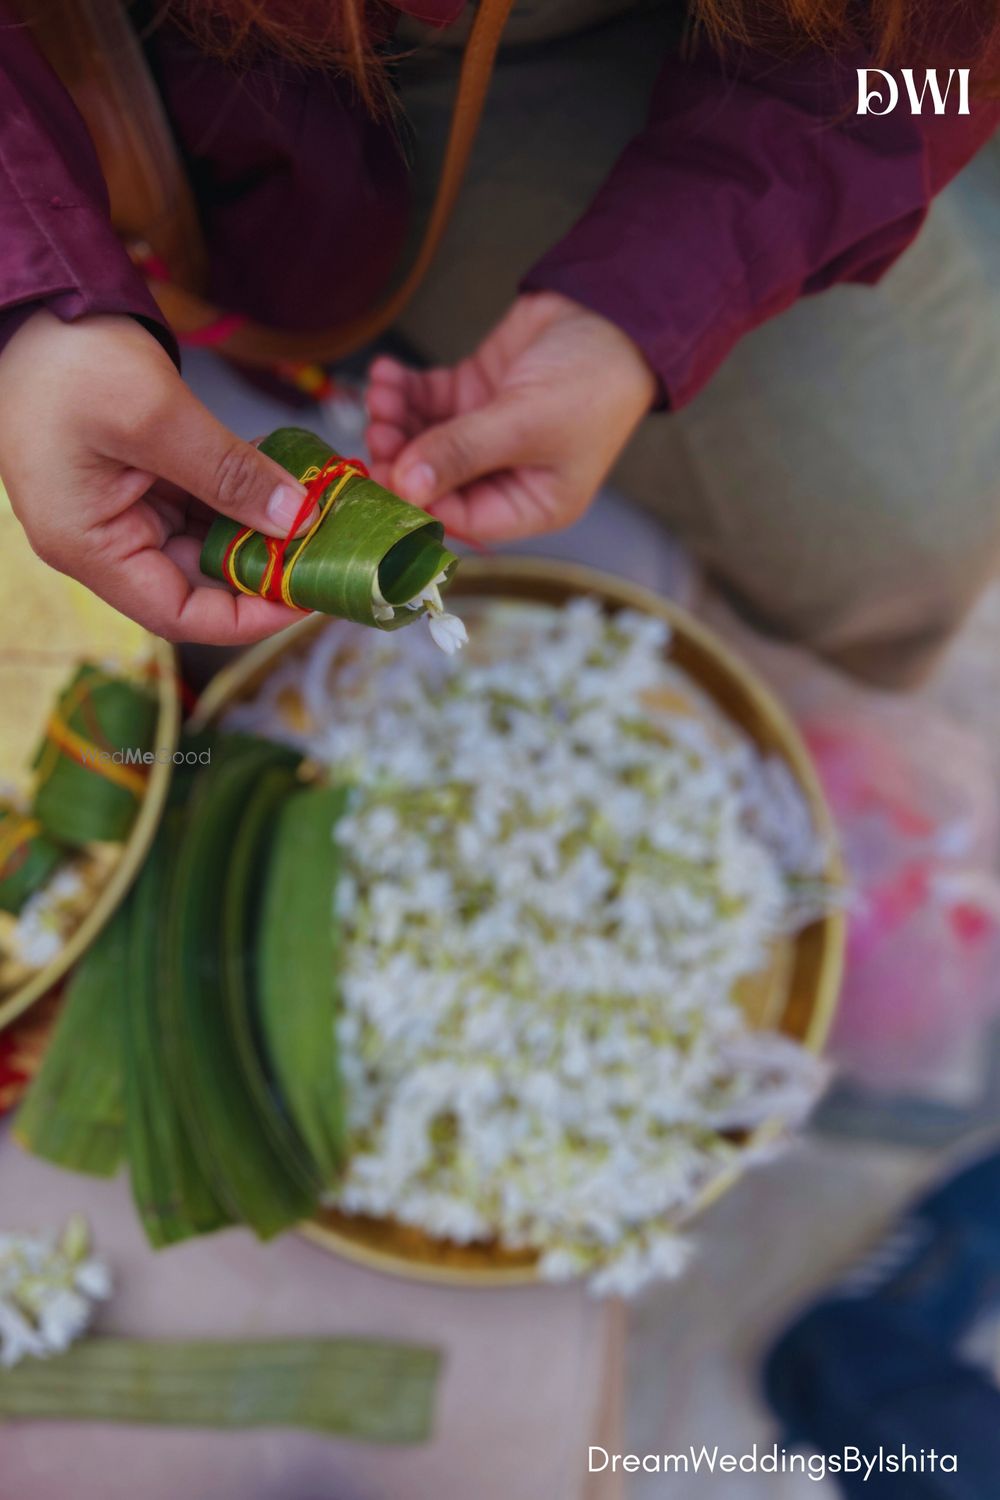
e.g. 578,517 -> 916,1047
21,0 -> 515,367
15,0 -> 208,293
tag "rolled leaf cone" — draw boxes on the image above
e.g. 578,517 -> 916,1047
199,427 -> 459,627
31,664 -> 158,846
0,804 -> 63,914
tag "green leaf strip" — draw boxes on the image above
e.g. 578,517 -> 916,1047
256,783 -> 350,1183
0,1338 -> 442,1444
161,738 -> 317,1237
122,778 -> 232,1247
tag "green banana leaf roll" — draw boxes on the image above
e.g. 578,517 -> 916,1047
0,804 -> 63,914
31,664 -> 158,846
199,427 -> 463,637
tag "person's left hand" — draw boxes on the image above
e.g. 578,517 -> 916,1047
365,292 -> 657,543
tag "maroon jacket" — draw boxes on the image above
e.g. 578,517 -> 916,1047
1,1 -> 998,407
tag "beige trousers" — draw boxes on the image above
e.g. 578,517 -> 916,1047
395,6 -> 1000,686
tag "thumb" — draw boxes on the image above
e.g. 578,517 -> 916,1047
392,399 -> 531,507
133,384 -> 309,537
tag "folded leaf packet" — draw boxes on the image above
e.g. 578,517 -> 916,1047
31,664 -> 157,846
201,427 -> 460,631
0,805 -> 62,914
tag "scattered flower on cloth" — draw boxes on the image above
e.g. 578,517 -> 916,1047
229,598 -> 835,1296
0,1215 -> 111,1367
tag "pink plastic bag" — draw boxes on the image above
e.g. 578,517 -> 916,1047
802,705 -> 1000,1090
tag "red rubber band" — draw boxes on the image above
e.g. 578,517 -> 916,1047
222,457 -> 370,605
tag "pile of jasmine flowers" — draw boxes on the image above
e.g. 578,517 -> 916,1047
0,1216 -> 110,1367
230,599 -> 833,1296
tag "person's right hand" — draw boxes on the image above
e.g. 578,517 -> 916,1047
0,309 -> 313,644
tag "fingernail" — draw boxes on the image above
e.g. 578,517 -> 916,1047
265,482 -> 310,531
398,461 -> 435,504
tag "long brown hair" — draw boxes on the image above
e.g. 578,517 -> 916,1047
169,0 -> 1000,101
167,0 -> 390,108
689,0 -> 1000,64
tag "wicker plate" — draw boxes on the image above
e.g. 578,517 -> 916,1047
0,491 -> 179,1031
192,557 -> 845,1286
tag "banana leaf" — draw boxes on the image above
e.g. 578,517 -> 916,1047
122,767 -> 233,1247
17,730 -> 352,1249
200,427 -> 458,627
256,783 -> 350,1184
0,1337 -> 441,1443
0,805 -> 63,914
14,903 -> 127,1177
220,762 -> 322,1196
162,737 -> 318,1237
32,664 -> 157,846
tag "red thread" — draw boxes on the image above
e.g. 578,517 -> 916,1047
262,457 -> 369,603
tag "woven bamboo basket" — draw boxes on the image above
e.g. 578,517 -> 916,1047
192,557 -> 845,1286
0,489 -> 179,1032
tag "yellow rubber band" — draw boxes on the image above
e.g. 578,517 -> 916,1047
223,529 -> 260,597
42,714 -> 149,798
280,468 -> 359,609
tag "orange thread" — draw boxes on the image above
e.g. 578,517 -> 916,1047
41,715 -> 149,797
34,672 -> 149,801
0,814 -> 41,881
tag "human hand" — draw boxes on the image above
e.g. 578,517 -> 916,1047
366,292 -> 657,543
0,310 -> 312,644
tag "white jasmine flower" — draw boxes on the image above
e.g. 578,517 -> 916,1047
427,611 -> 468,655
370,579 -> 396,623
368,572 -> 467,653
37,1288 -> 91,1352
0,1216 -> 111,1367
409,575 -> 468,651
0,1299 -> 46,1368
73,1258 -> 113,1300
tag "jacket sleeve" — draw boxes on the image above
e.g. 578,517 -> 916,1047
522,40 -> 1000,408
0,3 -> 176,360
